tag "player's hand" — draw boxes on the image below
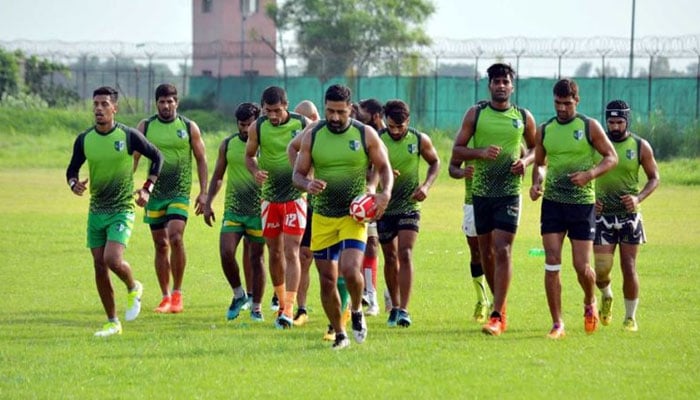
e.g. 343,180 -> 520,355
203,204 -> 215,227
620,194 -> 639,213
254,170 -> 269,185
133,188 -> 150,207
411,185 -> 429,202
371,192 -> 390,220
510,158 -> 526,176
392,169 -> 401,178
529,183 -> 543,201
568,170 -> 593,187
306,179 -> 327,195
482,145 -> 501,160
595,200 -> 603,215
194,193 -> 207,216
463,165 -> 475,179
70,178 -> 89,196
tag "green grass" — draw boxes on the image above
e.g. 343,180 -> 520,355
1,128 -> 700,399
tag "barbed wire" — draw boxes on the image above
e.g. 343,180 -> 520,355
2,35 -> 699,61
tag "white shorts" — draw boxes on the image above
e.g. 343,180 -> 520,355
366,221 -> 378,238
462,204 -> 476,237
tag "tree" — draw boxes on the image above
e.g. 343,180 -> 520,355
267,0 -> 435,81
574,61 -> 593,78
0,48 -> 21,99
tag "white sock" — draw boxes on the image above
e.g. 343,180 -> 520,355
601,284 -> 613,298
625,298 -> 638,319
233,286 -> 246,298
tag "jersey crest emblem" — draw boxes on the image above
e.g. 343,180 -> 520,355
408,143 -> 418,154
177,129 -> 188,139
512,119 -> 523,128
573,130 -> 584,140
114,141 -> 125,151
626,149 -> 636,160
349,140 -> 361,151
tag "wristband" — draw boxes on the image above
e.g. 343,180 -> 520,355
142,179 -> 155,194
69,179 -> 77,189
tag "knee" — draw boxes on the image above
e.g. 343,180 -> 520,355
398,247 -> 412,265
594,253 -> 614,283
154,236 -> 170,253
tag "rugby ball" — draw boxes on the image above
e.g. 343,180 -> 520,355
349,194 -> 376,223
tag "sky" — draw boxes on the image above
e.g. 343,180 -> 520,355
0,0 -> 698,75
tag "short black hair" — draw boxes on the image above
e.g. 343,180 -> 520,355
235,102 -> 261,121
325,84 -> 352,103
155,83 -> 178,101
486,63 -> 516,83
261,86 -> 288,106
553,78 -> 579,99
359,98 -> 383,116
93,86 -> 119,102
383,100 -> 410,124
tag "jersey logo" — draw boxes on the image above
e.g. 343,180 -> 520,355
573,130 -> 584,140
114,141 -> 125,151
512,119 -> 523,128
408,143 -> 418,154
177,129 -> 188,139
626,149 -> 636,160
349,140 -> 361,151
292,129 -> 301,138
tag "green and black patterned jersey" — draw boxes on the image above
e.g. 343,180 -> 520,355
471,103 -> 527,197
380,128 -> 422,215
224,133 -> 261,216
142,115 -> 192,200
310,120 -> 369,217
541,114 -> 596,204
66,123 -> 163,214
463,137 -> 475,205
596,134 -> 642,216
257,112 -> 306,202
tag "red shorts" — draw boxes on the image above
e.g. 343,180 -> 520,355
261,198 -> 307,238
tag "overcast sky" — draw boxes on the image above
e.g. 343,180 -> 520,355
0,0 -> 697,42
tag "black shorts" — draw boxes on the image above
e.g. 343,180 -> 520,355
472,195 -> 520,235
540,198 -> 595,241
301,205 -> 313,247
594,214 -> 646,245
377,211 -> 420,244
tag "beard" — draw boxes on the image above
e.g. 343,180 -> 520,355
608,130 -> 625,141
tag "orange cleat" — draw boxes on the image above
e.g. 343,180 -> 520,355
482,316 -> 504,336
170,291 -> 183,313
154,296 -> 171,313
584,304 -> 599,334
547,322 -> 566,339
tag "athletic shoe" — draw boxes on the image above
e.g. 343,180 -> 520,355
397,310 -> 412,328
241,294 -> 252,311
169,291 -> 183,314
270,294 -> 280,311
293,308 -> 309,326
154,296 -> 171,313
387,308 -> 399,327
362,290 -> 370,306
227,295 -> 249,321
584,304 -> 599,334
274,312 -> 293,329
250,310 -> 264,322
365,291 -> 380,316
94,321 -> 122,337
601,296 -> 613,326
323,324 -> 335,341
547,322 -> 566,339
351,311 -> 367,343
482,315 -> 504,336
623,317 -> 638,332
472,301 -> 490,324
384,289 -> 392,313
125,281 -> 143,321
332,332 -> 350,350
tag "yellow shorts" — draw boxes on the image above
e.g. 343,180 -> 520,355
310,213 -> 367,252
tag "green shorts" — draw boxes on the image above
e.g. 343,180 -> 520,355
87,211 -> 135,249
221,210 -> 265,243
144,196 -> 190,225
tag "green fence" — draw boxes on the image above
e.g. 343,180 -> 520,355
190,75 -> 700,131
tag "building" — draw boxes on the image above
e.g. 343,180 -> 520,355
192,0 -> 278,77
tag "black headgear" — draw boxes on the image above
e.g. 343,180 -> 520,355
605,100 -> 630,123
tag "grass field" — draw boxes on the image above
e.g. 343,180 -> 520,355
1,129 -> 699,399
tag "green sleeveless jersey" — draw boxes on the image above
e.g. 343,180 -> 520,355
224,133 -> 261,215
472,104 -> 526,197
596,134 -> 642,216
143,115 -> 192,200
310,121 -> 369,217
83,124 -> 137,214
257,112 -> 306,202
380,128 -> 422,215
541,114 -> 596,204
